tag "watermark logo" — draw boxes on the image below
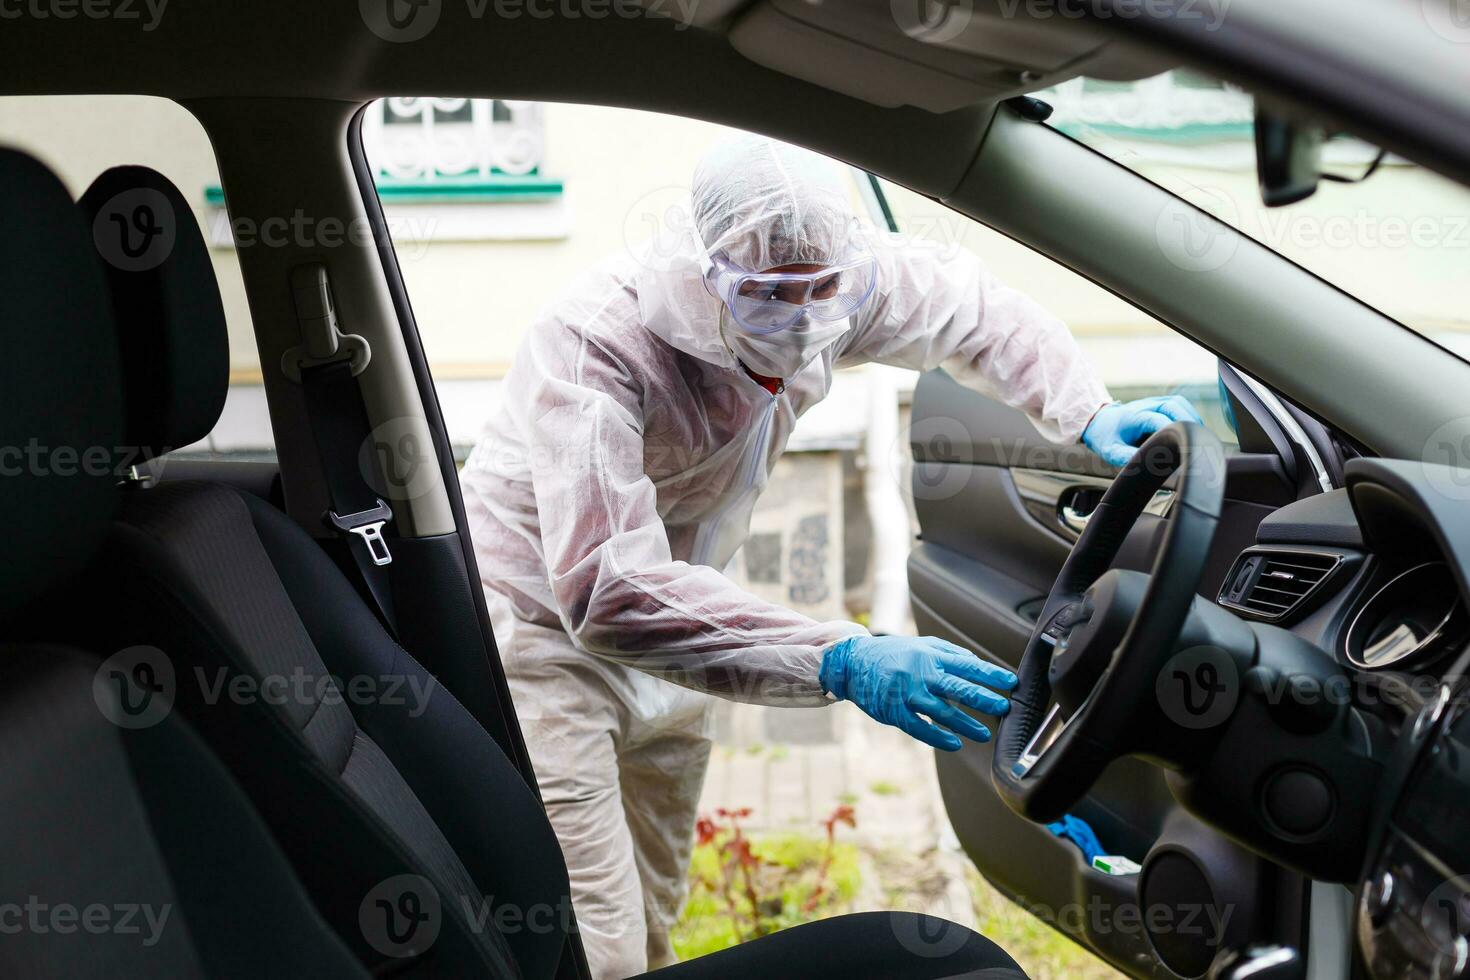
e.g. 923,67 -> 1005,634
1423,875 -> 1470,959
91,646 -> 440,727
360,0 -> 442,41
889,909 -> 975,959
365,417 -> 440,502
622,184 -> 697,273
1155,187 -> 1239,273
0,0 -> 169,31
360,875 -> 442,958
0,898 -> 172,946
1423,0 -> 1470,43
361,0 -> 698,39
93,646 -> 176,730
92,188 -> 176,273
891,0 -> 973,43
989,0 -> 1231,31
1421,417 -> 1470,502
1156,645 -> 1238,730
903,413 -> 975,501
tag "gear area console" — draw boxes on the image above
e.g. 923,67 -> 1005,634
1355,675 -> 1470,980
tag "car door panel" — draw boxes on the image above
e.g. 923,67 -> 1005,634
909,369 -> 1298,977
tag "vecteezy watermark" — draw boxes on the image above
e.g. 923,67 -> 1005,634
890,0 -> 973,43
93,189 -> 440,269
1422,0 -> 1470,44
359,0 -> 699,43
893,414 -> 1228,503
1419,417 -> 1470,503
191,666 -> 440,719
93,646 -> 177,731
364,417 -> 441,502
1022,894 -> 1233,942
886,897 -> 1233,957
1422,875 -> 1470,959
0,0 -> 168,31
0,440 -> 161,479
361,875 -> 442,958
207,210 -> 438,262
1254,209 -> 1470,252
358,876 -> 581,958
91,648 -> 441,729
892,0 -> 1231,40
0,898 -> 173,947
622,184 -> 698,273
888,908 -> 976,959
92,187 -> 177,273
1155,186 -> 1240,273
1156,645 -> 1240,730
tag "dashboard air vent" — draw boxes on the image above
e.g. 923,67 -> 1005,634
1219,550 -> 1341,621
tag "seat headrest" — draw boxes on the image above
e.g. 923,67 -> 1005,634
0,148 -> 125,621
78,166 -> 229,464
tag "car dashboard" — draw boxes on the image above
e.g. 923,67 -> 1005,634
1213,458 -> 1470,979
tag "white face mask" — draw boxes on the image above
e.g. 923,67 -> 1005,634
718,305 -> 851,379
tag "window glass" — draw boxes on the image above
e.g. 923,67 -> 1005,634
1041,69 -> 1470,361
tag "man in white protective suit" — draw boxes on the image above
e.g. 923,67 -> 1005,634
460,133 -> 1200,978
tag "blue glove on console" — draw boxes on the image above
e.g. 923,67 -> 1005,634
819,635 -> 1016,751
1082,395 -> 1203,467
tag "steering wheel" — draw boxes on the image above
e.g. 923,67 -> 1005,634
992,422 -> 1227,822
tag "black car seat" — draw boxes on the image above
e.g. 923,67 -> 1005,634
0,146 -> 366,979
77,164 -> 1027,980
80,166 -> 569,979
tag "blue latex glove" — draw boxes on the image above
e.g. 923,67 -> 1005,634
1046,814 -> 1104,864
819,636 -> 1016,751
1082,395 -> 1204,467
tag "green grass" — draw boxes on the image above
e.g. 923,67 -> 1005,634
868,780 -> 902,797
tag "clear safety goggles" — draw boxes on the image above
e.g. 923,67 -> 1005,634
697,238 -> 878,335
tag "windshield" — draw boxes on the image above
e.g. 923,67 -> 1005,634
1039,71 -> 1470,361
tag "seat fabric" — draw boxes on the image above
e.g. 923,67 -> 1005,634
0,646 -> 368,980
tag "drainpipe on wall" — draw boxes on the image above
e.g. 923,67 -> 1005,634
865,364 -> 912,635
851,167 -> 912,635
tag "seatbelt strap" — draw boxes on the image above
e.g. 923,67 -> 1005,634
299,358 -> 400,638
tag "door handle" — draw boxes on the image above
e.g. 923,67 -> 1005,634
1057,484 -> 1176,541
1059,502 -> 1092,536
1056,486 -> 1102,539
1011,468 -> 1174,544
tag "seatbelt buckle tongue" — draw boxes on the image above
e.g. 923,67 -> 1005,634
327,499 -> 394,566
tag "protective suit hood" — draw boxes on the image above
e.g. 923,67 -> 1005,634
635,133 -> 861,373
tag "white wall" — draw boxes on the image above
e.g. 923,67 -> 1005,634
3,92 -> 1465,450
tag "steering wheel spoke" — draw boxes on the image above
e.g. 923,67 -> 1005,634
1011,699 -> 1079,778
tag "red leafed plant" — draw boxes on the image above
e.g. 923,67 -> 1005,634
692,804 -> 857,942
803,804 -> 857,912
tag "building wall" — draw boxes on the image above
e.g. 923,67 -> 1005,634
5,87 -> 1464,467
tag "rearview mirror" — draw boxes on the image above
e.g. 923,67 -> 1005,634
1254,103 -> 1324,207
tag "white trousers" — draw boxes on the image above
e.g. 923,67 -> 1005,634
506,633 -> 714,979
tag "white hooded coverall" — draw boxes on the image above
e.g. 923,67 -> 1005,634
460,135 -> 1111,979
